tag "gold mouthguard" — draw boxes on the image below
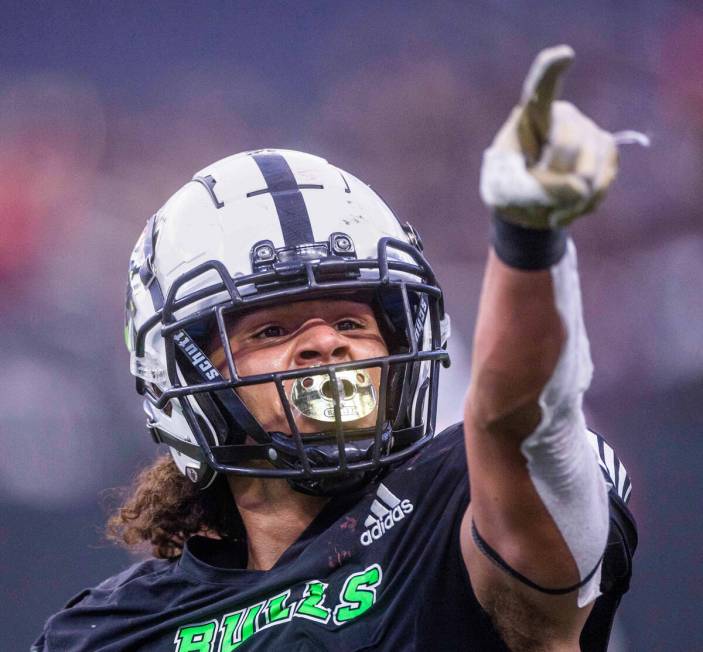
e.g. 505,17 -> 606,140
290,369 -> 377,423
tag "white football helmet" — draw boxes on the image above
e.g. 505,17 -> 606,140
125,149 -> 450,494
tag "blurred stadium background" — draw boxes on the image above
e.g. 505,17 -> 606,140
1,2 -> 701,649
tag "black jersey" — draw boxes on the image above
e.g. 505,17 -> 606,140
33,424 -> 635,652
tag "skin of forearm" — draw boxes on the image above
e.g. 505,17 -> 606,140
468,249 -> 566,440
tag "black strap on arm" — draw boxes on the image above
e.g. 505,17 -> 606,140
471,486 -> 637,652
471,520 -> 603,595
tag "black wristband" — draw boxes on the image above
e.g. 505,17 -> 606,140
491,212 -> 567,270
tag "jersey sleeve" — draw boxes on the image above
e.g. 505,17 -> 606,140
585,429 -> 637,593
580,430 -> 638,652
588,430 -> 637,595
32,559 -> 173,651
587,429 -> 632,504
31,588 -> 90,652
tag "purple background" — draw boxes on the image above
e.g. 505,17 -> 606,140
1,2 -> 701,649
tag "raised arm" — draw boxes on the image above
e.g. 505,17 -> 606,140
460,46 -> 626,649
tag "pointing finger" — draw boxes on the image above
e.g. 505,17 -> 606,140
520,45 -> 575,146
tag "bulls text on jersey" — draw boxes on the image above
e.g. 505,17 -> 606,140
174,564 -> 383,652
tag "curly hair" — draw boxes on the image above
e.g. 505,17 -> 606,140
106,454 -> 244,559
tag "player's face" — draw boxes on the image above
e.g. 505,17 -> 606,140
209,299 -> 389,435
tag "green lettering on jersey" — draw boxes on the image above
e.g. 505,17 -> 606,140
173,565 -> 385,650
219,603 -> 264,652
174,620 -> 217,652
334,564 -> 383,624
263,590 -> 292,625
295,580 -> 331,623
217,611 -> 243,652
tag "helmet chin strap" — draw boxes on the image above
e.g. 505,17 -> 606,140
271,426 -> 392,496
288,470 -> 381,497
271,423 -> 428,497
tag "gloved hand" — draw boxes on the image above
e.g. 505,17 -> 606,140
480,45 -> 642,230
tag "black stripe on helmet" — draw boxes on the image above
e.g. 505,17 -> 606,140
251,152 -> 315,246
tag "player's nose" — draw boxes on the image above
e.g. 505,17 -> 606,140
294,321 -> 350,366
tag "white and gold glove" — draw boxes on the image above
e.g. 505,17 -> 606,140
480,45 -> 648,230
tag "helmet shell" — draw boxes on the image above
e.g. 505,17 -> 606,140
126,149 -> 447,491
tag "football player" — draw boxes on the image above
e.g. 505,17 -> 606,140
34,46 -> 636,651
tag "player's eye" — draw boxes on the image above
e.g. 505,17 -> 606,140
336,319 -> 363,332
253,325 -> 286,339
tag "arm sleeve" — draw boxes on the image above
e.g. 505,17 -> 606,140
518,240 -> 610,607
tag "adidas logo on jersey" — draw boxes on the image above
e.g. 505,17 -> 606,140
360,483 -> 413,546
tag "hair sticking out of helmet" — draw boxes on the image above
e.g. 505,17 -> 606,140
126,149 -> 450,495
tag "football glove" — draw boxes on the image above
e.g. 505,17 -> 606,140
480,45 -> 641,230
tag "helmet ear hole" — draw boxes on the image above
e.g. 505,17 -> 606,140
195,414 -> 218,449
149,383 -> 172,417
373,290 -> 407,352
389,361 -> 425,429
189,392 -> 228,444
412,377 -> 430,425
387,365 -> 406,426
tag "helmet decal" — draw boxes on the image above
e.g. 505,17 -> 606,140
250,152 -> 317,246
192,174 -> 224,209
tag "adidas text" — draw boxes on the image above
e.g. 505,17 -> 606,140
359,483 -> 414,546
